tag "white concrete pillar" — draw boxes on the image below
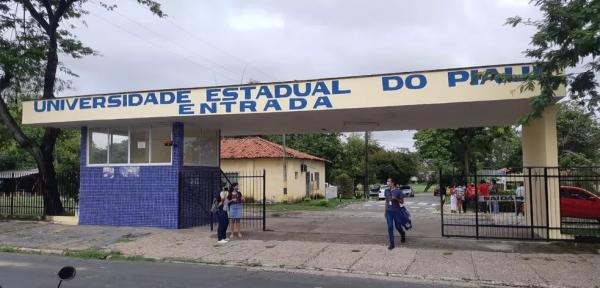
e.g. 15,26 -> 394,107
521,105 -> 567,239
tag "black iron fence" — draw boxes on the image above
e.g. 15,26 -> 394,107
440,167 -> 600,241
0,171 -> 79,217
178,169 -> 266,230
221,170 -> 266,231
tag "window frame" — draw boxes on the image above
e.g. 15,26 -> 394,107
86,125 -> 173,167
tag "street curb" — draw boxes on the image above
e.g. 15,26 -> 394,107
0,247 -> 568,288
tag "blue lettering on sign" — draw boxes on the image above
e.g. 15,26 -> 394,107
312,81 -> 331,96
221,102 -> 235,113
256,86 -> 273,99
93,97 -> 106,109
264,99 -> 282,111
80,98 -> 91,109
107,95 -> 121,108
405,74 -> 427,89
222,88 -> 238,101
160,92 -> 175,104
66,98 -> 79,110
199,103 -> 217,114
34,101 -> 45,112
128,94 -> 143,106
176,90 -> 191,103
206,89 -> 221,102
143,93 -> 158,105
382,76 -> 404,91
332,80 -> 351,94
313,97 -> 332,109
240,86 -> 256,100
275,84 -> 292,98
240,101 -> 257,112
179,104 -> 194,115
448,71 -> 469,87
290,98 -> 307,110
293,83 -> 311,97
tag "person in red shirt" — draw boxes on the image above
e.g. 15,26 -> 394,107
477,180 -> 490,213
466,183 -> 476,212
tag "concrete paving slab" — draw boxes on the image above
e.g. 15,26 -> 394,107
407,250 -> 475,281
303,243 -> 369,271
472,251 -> 546,287
201,240 -> 269,264
248,240 -> 328,268
350,246 -> 416,275
526,253 -> 599,288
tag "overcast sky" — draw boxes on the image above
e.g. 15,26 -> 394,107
60,0 -> 541,150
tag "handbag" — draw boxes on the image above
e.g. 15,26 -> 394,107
210,197 -> 219,213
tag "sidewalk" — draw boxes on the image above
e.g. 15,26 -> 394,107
1,220 -> 599,288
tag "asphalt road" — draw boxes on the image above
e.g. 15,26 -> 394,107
0,252 -> 463,288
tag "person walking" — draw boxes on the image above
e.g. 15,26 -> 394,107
490,179 -> 500,214
516,184 -> 525,216
466,183 -> 476,212
228,183 -> 243,239
449,185 -> 457,213
216,189 -> 230,244
478,180 -> 490,213
456,184 -> 465,213
384,178 -> 407,250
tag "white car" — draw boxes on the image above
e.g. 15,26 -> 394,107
399,185 -> 415,197
378,185 -> 388,200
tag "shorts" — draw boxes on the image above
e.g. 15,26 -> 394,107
229,204 -> 242,219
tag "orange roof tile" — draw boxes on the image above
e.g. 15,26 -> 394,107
221,137 -> 328,162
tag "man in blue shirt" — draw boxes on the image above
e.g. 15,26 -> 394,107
384,178 -> 406,250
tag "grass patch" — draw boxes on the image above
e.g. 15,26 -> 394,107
266,198 -> 363,212
412,183 -> 431,193
0,245 -> 18,253
63,249 -> 151,262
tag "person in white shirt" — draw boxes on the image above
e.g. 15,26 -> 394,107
515,185 -> 525,216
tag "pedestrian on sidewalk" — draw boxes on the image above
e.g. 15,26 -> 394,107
466,183 -> 476,212
456,184 -> 465,213
228,182 -> 243,239
449,185 -> 457,213
216,189 -> 230,244
384,178 -> 407,250
490,179 -> 500,214
515,184 -> 525,216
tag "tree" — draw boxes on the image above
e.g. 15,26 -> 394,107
0,1 -> 163,215
557,101 -> 600,166
507,0 -> 600,119
414,127 -> 518,173
369,150 -> 417,185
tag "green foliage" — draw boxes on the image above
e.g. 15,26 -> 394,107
557,101 -> 600,166
318,199 -> 328,206
334,173 -> 354,199
369,150 -> 417,185
507,0 -> 600,117
414,127 -> 521,171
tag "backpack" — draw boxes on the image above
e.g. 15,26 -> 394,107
210,197 -> 219,213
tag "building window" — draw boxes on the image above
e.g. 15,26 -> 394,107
184,127 -> 219,167
315,172 -> 320,189
89,129 -> 108,164
151,126 -> 172,163
88,125 -> 171,165
109,128 -> 129,164
130,127 -> 150,163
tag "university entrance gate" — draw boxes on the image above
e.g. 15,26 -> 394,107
22,63 -> 578,240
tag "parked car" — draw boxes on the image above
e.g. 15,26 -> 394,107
399,185 -> 415,197
378,185 -> 388,200
368,184 -> 381,197
559,186 -> 600,221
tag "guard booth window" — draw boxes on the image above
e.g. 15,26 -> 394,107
184,127 -> 219,166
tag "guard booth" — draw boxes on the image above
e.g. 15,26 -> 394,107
21,63 -> 570,238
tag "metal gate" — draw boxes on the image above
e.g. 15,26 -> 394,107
178,169 -> 266,230
440,167 -> 600,241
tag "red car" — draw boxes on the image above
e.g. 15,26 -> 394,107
559,186 -> 600,220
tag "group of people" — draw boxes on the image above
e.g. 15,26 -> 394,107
446,179 -> 502,214
213,177 -> 413,250
214,182 -> 244,244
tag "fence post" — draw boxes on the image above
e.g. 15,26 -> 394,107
439,168 -> 444,237
544,167 -> 550,240
528,168 -> 534,239
10,173 -> 14,216
474,164 -> 479,239
262,169 -> 266,231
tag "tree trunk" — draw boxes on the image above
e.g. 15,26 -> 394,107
38,128 -> 64,215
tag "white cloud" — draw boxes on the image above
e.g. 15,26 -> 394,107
227,9 -> 285,30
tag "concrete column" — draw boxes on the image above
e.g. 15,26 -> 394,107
521,105 -> 567,239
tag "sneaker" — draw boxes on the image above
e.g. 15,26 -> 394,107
224,238 -> 231,241
401,237 -> 406,243
388,245 -> 395,250
217,240 -> 228,244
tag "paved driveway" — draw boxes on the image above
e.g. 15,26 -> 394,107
266,194 -> 442,242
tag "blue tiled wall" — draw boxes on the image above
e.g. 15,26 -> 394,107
79,123 -> 185,229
